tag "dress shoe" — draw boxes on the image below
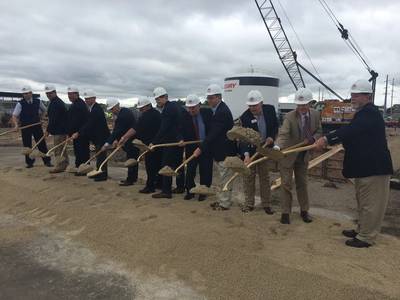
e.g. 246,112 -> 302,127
280,213 -> 290,224
139,187 -> 155,194
152,192 -> 172,199
26,164 -> 34,169
345,238 -> 371,248
94,176 -> 107,182
264,207 -> 274,215
198,195 -> 207,202
119,180 -> 134,186
172,187 -> 185,194
184,193 -> 195,200
342,229 -> 358,238
301,211 -> 313,223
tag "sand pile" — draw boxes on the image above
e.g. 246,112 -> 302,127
21,147 -> 32,155
29,149 -> 46,159
131,139 -> 148,151
123,159 -> 138,168
190,185 -> 218,195
158,166 -> 176,176
77,163 -> 93,175
227,126 -> 262,146
66,166 -> 77,173
223,156 -> 251,175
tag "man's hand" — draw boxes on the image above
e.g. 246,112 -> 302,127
193,147 -> 202,157
178,140 -> 185,147
101,143 -> 110,152
44,130 -> 49,137
71,132 -> 79,140
118,137 -> 126,146
264,137 -> 274,147
304,137 -> 315,145
112,140 -> 118,148
244,155 -> 251,166
314,137 -> 327,151
273,145 -> 281,151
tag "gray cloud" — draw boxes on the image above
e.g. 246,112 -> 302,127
0,0 -> 399,106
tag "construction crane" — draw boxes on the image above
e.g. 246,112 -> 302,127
254,0 -> 344,100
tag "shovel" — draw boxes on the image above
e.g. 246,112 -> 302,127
158,154 -> 197,177
77,148 -> 106,175
189,185 -> 218,196
87,144 -> 123,178
132,139 -> 200,151
123,149 -> 149,168
226,126 -> 262,146
222,142 -> 305,192
0,122 -> 42,137
45,137 -> 71,157
22,135 -> 46,156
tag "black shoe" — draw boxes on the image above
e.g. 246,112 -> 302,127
342,229 -> 358,238
184,193 -> 195,200
300,211 -> 313,223
345,238 -> 372,248
152,192 -> 172,199
264,207 -> 274,215
172,187 -> 185,194
44,162 -> 53,168
26,164 -> 34,169
280,213 -> 290,224
94,176 -> 107,182
139,187 -> 155,194
75,172 -> 86,176
198,195 -> 207,202
119,180 -> 134,186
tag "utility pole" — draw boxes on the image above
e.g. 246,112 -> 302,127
383,74 -> 389,117
390,78 -> 395,116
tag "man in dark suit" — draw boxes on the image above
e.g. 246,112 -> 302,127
239,90 -> 279,214
102,98 -> 139,186
150,87 -> 183,199
135,97 -> 162,193
315,79 -> 393,248
192,84 -> 236,210
182,94 -> 213,201
67,86 -> 90,170
71,90 -> 110,181
12,85 -> 52,168
44,84 -> 69,173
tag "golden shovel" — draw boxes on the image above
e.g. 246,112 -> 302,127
77,148 -> 106,175
22,135 -> 46,156
87,144 -> 123,178
45,137 -> 71,157
158,153 -> 197,177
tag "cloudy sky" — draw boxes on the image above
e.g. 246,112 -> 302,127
0,0 -> 399,106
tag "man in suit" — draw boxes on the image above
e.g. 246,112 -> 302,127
12,85 -> 52,168
275,88 -> 322,224
67,86 -> 90,170
44,84 -> 69,173
150,87 -> 184,199
315,79 -> 393,248
102,98 -> 139,186
182,94 -> 213,201
71,90 -> 110,181
193,84 -> 237,210
239,90 -> 279,214
135,97 -> 162,193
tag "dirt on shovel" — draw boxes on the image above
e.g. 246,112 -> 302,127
124,159 -> 138,168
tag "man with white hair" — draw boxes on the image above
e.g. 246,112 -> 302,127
315,79 -> 393,248
239,90 -> 279,214
72,90 -> 110,181
67,86 -> 90,171
275,88 -> 322,224
192,84 -> 237,210
44,84 -> 69,173
12,85 -> 52,168
181,94 -> 213,201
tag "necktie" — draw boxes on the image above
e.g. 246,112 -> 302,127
193,116 -> 199,139
303,115 -> 314,143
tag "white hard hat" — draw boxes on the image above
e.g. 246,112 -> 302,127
44,84 -> 56,93
137,97 -> 152,109
21,85 -> 32,93
67,86 -> 79,93
83,89 -> 96,99
246,90 -> 263,106
106,98 -> 120,110
185,94 -> 200,107
294,88 -> 314,105
206,84 -> 222,96
153,87 -> 167,99
350,79 -> 372,94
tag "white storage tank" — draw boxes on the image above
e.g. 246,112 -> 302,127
223,73 -> 280,119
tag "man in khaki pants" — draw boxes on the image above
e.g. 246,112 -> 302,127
239,90 -> 279,214
275,88 -> 322,224
44,85 -> 69,173
315,79 -> 393,248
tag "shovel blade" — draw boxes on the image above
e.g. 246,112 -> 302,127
124,159 -> 138,167
87,169 -> 103,178
256,146 -> 284,161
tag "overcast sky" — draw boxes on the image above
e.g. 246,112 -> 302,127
0,0 -> 399,106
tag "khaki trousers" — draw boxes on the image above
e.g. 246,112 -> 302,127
280,153 -> 309,214
53,135 -> 69,170
354,175 -> 390,244
215,160 -> 234,208
243,160 -> 271,208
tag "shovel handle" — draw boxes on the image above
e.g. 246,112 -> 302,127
175,154 -> 196,173
97,144 -> 123,171
46,137 -> 71,156
84,148 -> 106,164
31,135 -> 46,151
282,144 -> 316,155
0,122 -> 42,137
222,172 -> 239,192
60,138 -> 69,157
137,149 -> 150,162
151,140 -> 201,149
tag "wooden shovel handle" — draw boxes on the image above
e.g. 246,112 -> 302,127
151,140 -> 201,149
175,154 -> 196,173
84,148 -> 106,165
282,144 -> 316,155
31,135 -> 46,151
60,138 -> 70,157
137,149 -> 149,162
0,122 -> 42,137
46,137 -> 71,156
97,144 -> 123,171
